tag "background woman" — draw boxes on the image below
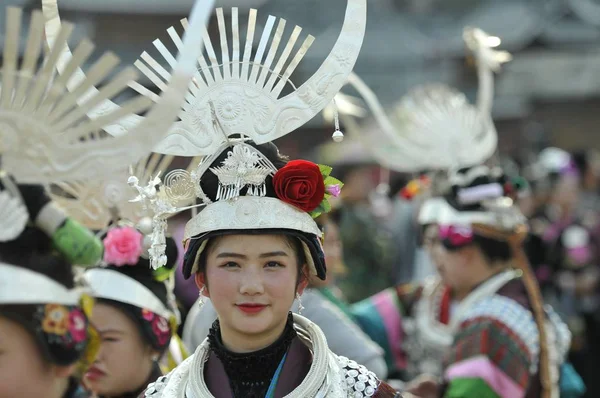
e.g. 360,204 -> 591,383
82,227 -> 184,398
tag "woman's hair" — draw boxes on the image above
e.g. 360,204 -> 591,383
199,140 -> 288,203
0,227 -> 86,366
472,234 -> 512,264
0,227 -> 74,288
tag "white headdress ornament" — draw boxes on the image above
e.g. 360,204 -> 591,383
43,2 -> 367,157
0,2 -> 211,243
436,195 -> 527,231
68,1 -> 365,269
47,153 -> 201,231
0,263 -> 83,305
83,269 -> 172,320
5,3 -> 207,183
0,173 -> 29,242
436,165 -> 526,230
333,27 -> 511,172
40,0 -> 217,268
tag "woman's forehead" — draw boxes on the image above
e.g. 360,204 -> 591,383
92,303 -> 136,331
210,234 -> 294,255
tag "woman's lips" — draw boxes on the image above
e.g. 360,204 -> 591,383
85,366 -> 106,381
236,303 -> 267,314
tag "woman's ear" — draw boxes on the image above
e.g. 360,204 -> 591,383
194,273 -> 210,298
296,265 -> 310,296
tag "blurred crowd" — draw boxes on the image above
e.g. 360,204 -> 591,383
167,144 -> 600,397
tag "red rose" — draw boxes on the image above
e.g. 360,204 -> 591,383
273,160 -> 326,212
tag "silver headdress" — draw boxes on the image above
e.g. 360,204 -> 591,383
44,1 -> 366,156
334,27 -> 511,173
0,0 -> 208,304
328,28 -> 510,226
154,1 -> 366,272
0,1 -> 207,246
43,0 -> 366,272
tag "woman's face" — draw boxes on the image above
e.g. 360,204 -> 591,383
422,224 -> 470,291
0,315 -> 72,398
84,303 -> 155,396
435,246 -> 472,293
197,234 -> 308,350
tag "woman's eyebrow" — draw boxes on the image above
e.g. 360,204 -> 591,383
259,251 -> 289,258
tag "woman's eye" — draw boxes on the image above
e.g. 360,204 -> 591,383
102,337 -> 119,343
265,261 -> 284,268
221,262 -> 240,268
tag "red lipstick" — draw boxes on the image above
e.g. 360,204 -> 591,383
85,366 -> 106,381
236,303 -> 267,314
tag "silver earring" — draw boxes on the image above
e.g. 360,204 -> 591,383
296,292 -> 304,315
151,354 -> 160,363
198,286 -> 205,309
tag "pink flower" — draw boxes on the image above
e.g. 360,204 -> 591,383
68,308 -> 88,344
326,184 -> 341,197
103,226 -> 143,266
439,224 -> 474,247
141,308 -> 155,322
152,316 -> 171,346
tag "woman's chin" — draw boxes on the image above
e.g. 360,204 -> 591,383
83,380 -> 104,395
233,316 -> 271,334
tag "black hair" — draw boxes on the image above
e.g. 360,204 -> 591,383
0,227 -> 86,366
199,140 -> 288,203
472,234 -> 512,263
0,227 -> 74,288
441,166 -> 515,264
0,179 -> 54,221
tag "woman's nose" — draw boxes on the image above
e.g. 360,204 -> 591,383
238,267 -> 265,295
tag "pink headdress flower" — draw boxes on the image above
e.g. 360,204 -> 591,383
103,226 -> 143,266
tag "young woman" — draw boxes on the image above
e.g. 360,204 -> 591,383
0,183 -> 102,398
142,141 -> 402,397
181,207 -> 389,379
404,166 -> 574,398
81,227 -> 184,398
